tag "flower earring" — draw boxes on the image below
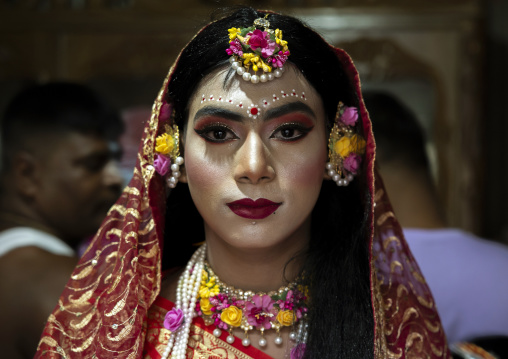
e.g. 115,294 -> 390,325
326,102 -> 366,186
154,123 -> 184,189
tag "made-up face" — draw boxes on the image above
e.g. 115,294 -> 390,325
182,66 -> 328,254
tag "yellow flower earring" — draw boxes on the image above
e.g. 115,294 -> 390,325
154,122 -> 184,188
326,102 -> 366,186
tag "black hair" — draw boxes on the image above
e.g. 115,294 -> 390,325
363,90 -> 429,170
163,7 -> 373,359
1,82 -> 124,172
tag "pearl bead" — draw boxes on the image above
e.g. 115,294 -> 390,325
268,73 -> 274,81
259,338 -> 267,347
229,56 -> 235,63
328,170 -> 336,177
332,174 -> 340,182
289,332 -> 297,341
343,179 -> 349,186
260,74 -> 268,82
168,182 -> 176,188
337,179 -> 344,186
347,173 -> 354,181
213,328 -> 222,337
237,67 -> 245,75
171,164 -> 179,172
242,337 -> 251,346
325,162 -> 333,170
274,336 -> 283,345
169,177 -> 177,184
251,75 -> 259,84
232,62 -> 239,70
242,72 -> 251,81
274,69 -> 282,78
175,157 -> 184,165
91,259 -> 98,266
226,335 -> 235,344
173,171 -> 181,178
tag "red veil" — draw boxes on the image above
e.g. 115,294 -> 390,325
35,17 -> 450,359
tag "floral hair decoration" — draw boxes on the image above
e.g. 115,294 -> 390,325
326,102 -> 366,186
226,14 -> 290,84
153,103 -> 184,188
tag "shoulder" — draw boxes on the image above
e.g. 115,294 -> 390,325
0,246 -> 78,357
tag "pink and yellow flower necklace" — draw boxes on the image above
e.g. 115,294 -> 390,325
196,261 -> 309,348
161,244 -> 309,359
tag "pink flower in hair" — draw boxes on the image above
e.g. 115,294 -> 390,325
260,40 -> 277,57
340,106 -> 358,126
226,38 -> 244,57
343,153 -> 362,174
163,307 -> 184,332
248,29 -> 268,51
290,343 -> 306,359
154,154 -> 171,176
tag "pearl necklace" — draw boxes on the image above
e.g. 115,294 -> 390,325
161,244 -> 308,359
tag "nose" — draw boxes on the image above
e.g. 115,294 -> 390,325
103,160 -> 124,189
234,132 -> 275,184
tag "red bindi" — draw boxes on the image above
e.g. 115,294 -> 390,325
250,107 -> 258,116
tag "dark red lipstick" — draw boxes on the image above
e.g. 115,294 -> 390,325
227,198 -> 281,220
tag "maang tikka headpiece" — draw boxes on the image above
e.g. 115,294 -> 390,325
226,14 -> 290,84
326,102 -> 366,186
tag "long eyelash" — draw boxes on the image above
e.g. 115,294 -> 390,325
194,123 -> 237,143
272,122 -> 314,140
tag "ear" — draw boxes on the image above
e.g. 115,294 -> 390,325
11,151 -> 41,199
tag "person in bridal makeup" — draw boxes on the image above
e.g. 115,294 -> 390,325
36,7 -> 450,359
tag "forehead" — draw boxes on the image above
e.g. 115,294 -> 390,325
188,65 -> 323,119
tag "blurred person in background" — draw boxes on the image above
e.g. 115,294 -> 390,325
365,90 -> 508,347
0,82 -> 124,359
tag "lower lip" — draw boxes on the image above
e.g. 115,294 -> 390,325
227,203 -> 281,220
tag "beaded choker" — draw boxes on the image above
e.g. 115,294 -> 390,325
196,262 -> 308,348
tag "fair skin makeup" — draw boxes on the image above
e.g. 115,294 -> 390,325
163,65 -> 328,357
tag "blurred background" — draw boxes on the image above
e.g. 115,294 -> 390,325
0,0 -> 506,244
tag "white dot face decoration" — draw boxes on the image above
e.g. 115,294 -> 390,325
247,104 -> 260,119
197,90 -> 307,117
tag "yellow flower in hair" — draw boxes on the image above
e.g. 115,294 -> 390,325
275,29 -> 288,51
200,298 -> 213,316
334,136 -> 352,158
221,306 -> 243,327
199,270 -> 220,299
277,310 -> 295,326
155,133 -> 174,155
228,27 -> 241,41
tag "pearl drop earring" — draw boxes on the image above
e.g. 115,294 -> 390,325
167,156 -> 184,188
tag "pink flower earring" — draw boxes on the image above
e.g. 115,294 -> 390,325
154,123 -> 184,189
326,102 -> 366,186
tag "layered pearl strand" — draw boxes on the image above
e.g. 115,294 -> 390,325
161,244 -> 206,359
161,244 -> 308,359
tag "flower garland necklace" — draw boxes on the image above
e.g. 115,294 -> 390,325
161,244 -> 309,359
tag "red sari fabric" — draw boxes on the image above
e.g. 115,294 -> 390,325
143,296 -> 273,359
35,11 -> 450,359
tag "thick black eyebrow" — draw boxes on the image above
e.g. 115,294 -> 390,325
194,106 -> 243,124
264,101 -> 316,121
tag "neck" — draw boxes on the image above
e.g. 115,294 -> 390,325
203,222 -> 309,293
379,164 -> 446,229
